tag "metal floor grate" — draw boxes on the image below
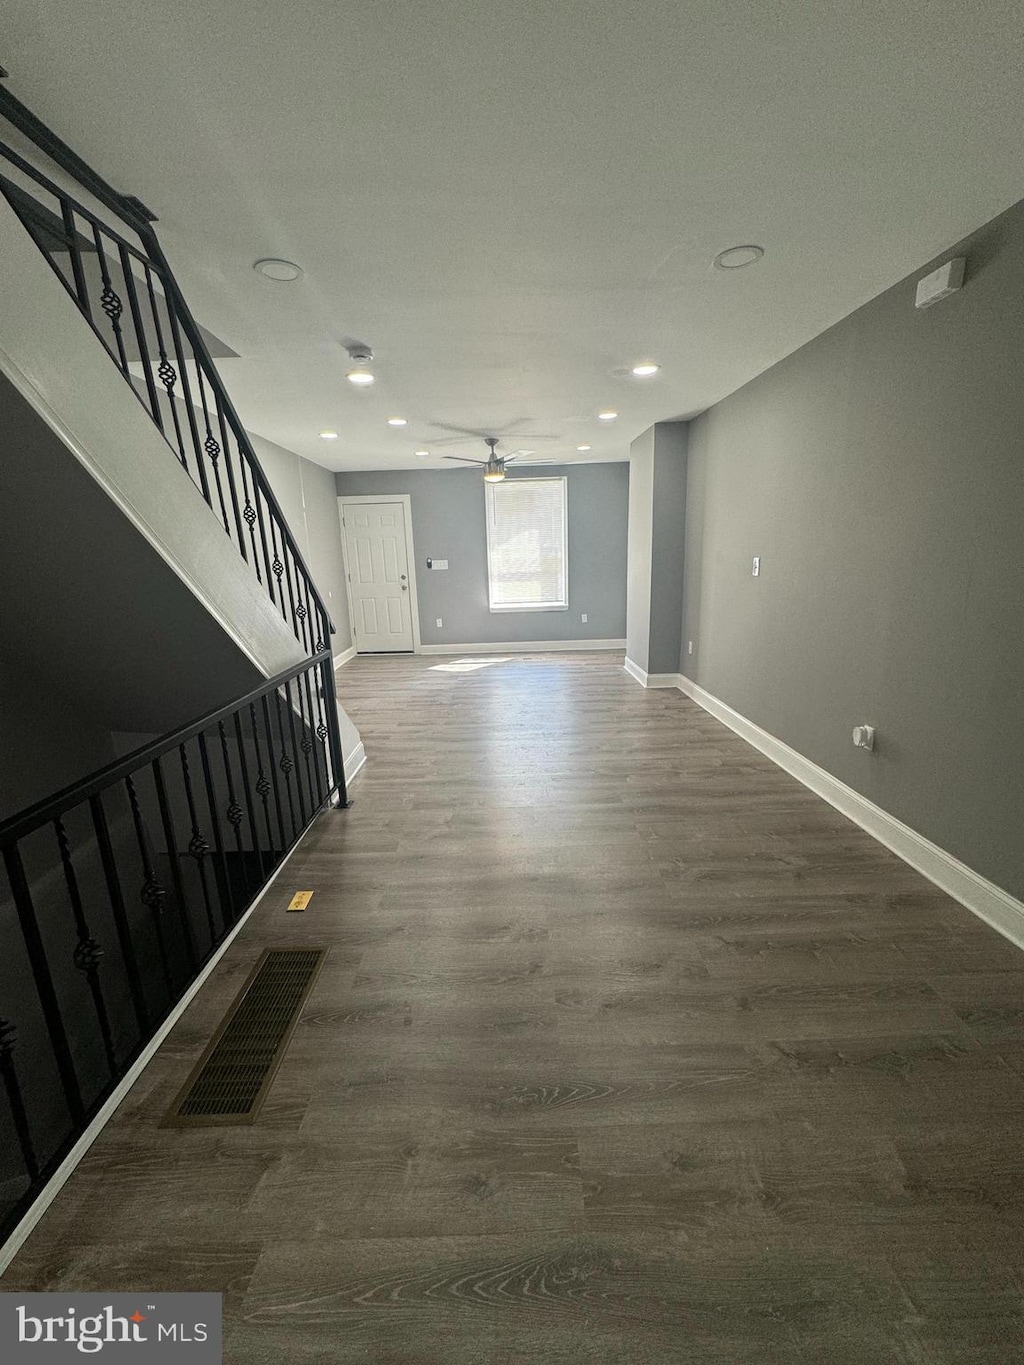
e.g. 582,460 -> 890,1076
163,947 -> 327,1126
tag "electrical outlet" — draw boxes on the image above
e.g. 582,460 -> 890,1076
687,640 -> 693,655
752,556 -> 760,577
581,613 -> 588,623
436,618 -> 443,628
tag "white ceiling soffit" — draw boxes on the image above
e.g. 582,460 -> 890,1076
5,0 -> 1024,472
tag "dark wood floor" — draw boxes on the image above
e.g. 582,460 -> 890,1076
4,651 -> 1024,1362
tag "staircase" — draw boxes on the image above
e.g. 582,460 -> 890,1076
0,82 -> 352,1245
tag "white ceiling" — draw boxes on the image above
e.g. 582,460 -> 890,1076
6,0 -> 1024,472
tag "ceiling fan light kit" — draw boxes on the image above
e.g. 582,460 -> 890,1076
345,343 -> 375,386
443,435 -> 519,481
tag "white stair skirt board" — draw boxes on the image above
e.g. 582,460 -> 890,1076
678,674 -> 1024,953
344,740 -> 367,785
421,639 -> 626,656
0,811 -> 326,1276
334,645 -> 357,669
623,657 -> 683,689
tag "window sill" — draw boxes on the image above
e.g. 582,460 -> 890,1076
488,604 -> 569,613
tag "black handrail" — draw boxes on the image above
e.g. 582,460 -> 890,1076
0,651 -> 346,1244
0,76 -> 354,1248
0,76 -> 335,652
0,652 -> 343,849
0,78 -> 156,233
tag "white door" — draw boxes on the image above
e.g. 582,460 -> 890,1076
342,502 -> 415,652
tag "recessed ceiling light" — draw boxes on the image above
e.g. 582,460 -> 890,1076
254,258 -> 303,282
598,410 -> 618,421
631,362 -> 660,377
319,430 -> 339,440
346,368 -> 375,386
387,417 -> 408,427
576,444 -> 592,452
713,244 -> 765,270
414,449 -> 430,457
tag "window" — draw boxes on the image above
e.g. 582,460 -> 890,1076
485,477 -> 568,612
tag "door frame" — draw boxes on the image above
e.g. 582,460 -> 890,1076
337,494 -> 423,654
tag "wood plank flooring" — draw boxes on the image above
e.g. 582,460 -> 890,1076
5,651 -> 1024,1362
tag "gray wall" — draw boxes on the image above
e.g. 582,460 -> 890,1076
650,426 -> 687,674
683,198 -> 1024,900
625,427 -> 655,671
627,422 -> 688,674
0,372 -> 268,736
250,434 -> 353,653
335,463 -> 629,646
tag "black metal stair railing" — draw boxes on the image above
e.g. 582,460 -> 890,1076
0,79 -> 331,658
0,651 -> 345,1244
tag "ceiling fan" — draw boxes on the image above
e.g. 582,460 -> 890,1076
428,419 -> 561,448
443,436 -> 515,482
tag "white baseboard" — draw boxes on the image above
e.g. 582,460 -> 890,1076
420,638 -> 626,656
624,657 -> 683,689
677,674 -> 1024,952
333,644 -> 357,669
344,740 -> 367,785
0,808 -> 327,1276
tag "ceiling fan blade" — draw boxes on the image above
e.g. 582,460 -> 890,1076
503,455 -> 519,463
430,434 -> 492,447
430,420 -> 563,438
442,455 -> 485,464
430,421 -> 494,439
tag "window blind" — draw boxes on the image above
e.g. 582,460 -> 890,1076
485,477 -> 568,611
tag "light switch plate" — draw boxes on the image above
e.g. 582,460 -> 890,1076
752,556 -> 760,577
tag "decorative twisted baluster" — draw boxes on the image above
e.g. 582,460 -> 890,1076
179,746 -> 217,943
0,1015 -> 38,1182
91,224 -> 129,375
273,690 -> 299,839
240,472 -> 262,584
126,774 -> 174,998
143,264 -> 188,468
249,699 -> 276,855
259,695 -> 289,849
231,711 -> 267,883
295,672 -> 322,809
100,283 -> 122,324
193,364 -> 231,534
218,722 -> 246,842
54,817 -> 116,1075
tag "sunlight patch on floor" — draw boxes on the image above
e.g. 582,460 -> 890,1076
429,657 -> 513,673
